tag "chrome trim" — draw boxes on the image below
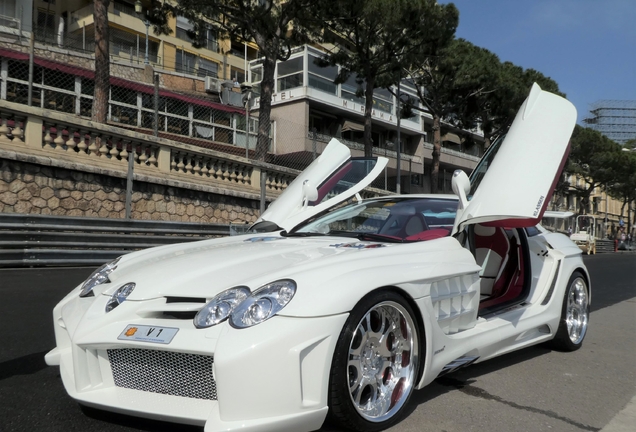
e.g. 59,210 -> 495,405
347,301 -> 418,423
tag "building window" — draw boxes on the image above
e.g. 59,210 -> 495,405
308,54 -> 337,95
176,50 -> 197,74
198,58 -> 218,78
113,0 -> 135,16
230,41 -> 246,59
341,75 -> 364,105
0,0 -> 17,18
231,67 -> 245,84
205,28 -> 218,52
176,16 -> 194,42
277,56 -> 303,92
249,65 -> 262,96
36,8 -> 56,39
373,88 -> 393,114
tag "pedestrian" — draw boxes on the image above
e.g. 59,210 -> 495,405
568,226 -> 572,236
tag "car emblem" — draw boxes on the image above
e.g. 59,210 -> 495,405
124,327 -> 138,337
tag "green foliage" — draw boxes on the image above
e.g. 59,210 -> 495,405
441,44 -> 562,146
566,125 -> 623,212
316,0 -> 459,156
607,150 -> 636,214
149,0 -> 316,58
148,0 -> 319,161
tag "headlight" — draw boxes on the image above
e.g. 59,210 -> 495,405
79,257 -> 122,297
193,287 -> 250,329
105,282 -> 136,312
230,280 -> 296,328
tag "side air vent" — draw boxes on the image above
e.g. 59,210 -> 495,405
541,260 -> 561,305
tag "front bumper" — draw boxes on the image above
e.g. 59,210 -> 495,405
46,292 -> 348,432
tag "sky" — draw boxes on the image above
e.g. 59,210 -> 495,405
439,0 -> 636,124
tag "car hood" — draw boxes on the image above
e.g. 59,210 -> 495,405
106,234 -> 393,301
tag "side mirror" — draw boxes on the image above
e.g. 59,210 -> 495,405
301,179 -> 318,208
451,170 -> 470,210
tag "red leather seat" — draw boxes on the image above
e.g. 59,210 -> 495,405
473,224 -> 510,296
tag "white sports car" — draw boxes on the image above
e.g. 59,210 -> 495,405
46,83 -> 589,432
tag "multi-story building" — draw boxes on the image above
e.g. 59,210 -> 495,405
583,100 -> 636,145
1,0 -> 486,194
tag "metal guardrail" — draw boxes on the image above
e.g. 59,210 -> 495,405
595,239 -> 615,253
0,213 -> 234,268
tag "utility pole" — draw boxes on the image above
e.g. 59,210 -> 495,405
396,80 -> 401,194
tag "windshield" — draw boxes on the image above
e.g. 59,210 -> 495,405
291,197 -> 458,242
469,134 -> 506,197
576,215 -> 594,232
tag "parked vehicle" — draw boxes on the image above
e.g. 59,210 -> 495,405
46,84 -> 588,432
570,215 -> 596,254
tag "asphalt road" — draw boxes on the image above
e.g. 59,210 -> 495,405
0,254 -> 634,432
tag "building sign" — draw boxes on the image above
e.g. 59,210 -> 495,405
252,86 -> 414,127
252,88 -> 303,110
341,100 -> 394,122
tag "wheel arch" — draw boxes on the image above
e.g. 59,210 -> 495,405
356,285 -> 429,384
571,265 -> 592,305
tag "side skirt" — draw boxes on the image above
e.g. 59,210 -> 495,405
437,355 -> 480,377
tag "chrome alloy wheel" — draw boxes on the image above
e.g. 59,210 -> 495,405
565,277 -> 589,345
347,301 -> 418,422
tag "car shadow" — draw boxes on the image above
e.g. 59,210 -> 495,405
317,344 -> 552,432
0,351 -> 50,381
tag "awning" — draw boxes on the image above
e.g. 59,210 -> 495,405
441,132 -> 461,145
341,120 -> 364,132
0,47 -> 29,61
33,58 -> 93,78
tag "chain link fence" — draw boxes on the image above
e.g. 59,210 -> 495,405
1,29 -> 262,162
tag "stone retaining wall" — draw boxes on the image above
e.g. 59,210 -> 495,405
0,158 -> 260,224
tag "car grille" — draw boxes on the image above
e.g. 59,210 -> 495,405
107,348 -> 217,400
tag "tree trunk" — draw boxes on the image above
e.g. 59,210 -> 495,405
480,110 -> 492,149
255,55 -> 275,161
363,75 -> 376,157
92,0 -> 110,123
430,115 -> 441,193
579,193 -> 591,215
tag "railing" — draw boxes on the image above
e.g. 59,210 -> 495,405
307,131 -> 421,163
0,100 -> 299,199
0,13 -> 20,31
422,142 -> 481,162
0,213 -> 232,267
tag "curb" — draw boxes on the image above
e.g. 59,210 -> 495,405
600,394 -> 636,432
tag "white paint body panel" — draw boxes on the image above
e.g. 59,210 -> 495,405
46,85 -> 590,432
256,138 -> 388,232
456,83 -> 577,230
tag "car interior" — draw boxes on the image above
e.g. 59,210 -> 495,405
466,224 -> 530,315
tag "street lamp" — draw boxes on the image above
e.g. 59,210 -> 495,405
134,0 -> 150,65
396,80 -> 402,194
240,82 -> 253,159
394,81 -> 412,194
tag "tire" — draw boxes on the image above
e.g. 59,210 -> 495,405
327,291 -> 421,432
548,271 -> 589,352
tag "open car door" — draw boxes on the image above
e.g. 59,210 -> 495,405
453,83 -> 577,233
255,139 -> 388,232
